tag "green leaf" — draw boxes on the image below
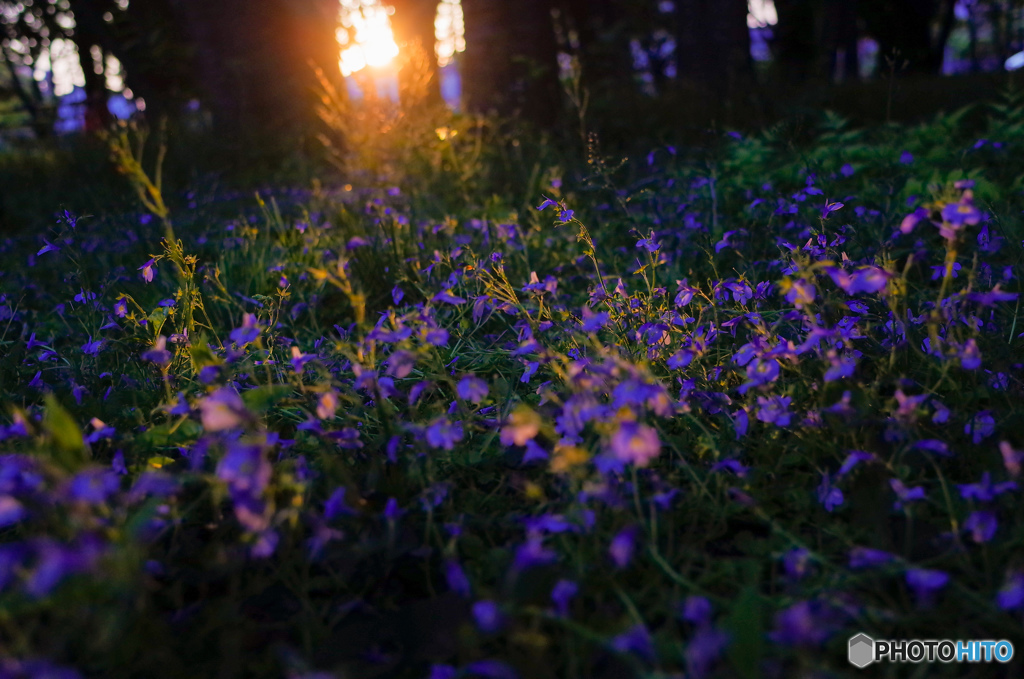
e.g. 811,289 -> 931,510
42,394 -> 88,470
242,385 -> 292,414
148,307 -> 169,337
725,568 -> 764,679
138,419 -> 202,448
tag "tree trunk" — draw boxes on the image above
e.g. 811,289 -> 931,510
675,0 -> 752,95
388,0 -> 443,104
461,0 -> 561,125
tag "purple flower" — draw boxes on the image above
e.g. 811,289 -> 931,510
433,289 -> 466,305
900,207 -> 930,234
324,487 -> 356,520
425,418 -> 463,450
840,163 -> 855,177
849,547 -> 895,569
685,625 -> 730,679
941,200 -> 984,227
512,537 -> 557,571
964,411 -> 995,444
141,336 -> 172,367
820,201 -> 844,219
200,388 -> 249,431
610,624 -> 655,663
464,660 -> 519,679
768,600 -> 835,648
964,510 -> 997,543
609,526 -> 638,568
905,568 -> 949,606
958,339 -> 981,370
890,478 -> 927,510
139,258 -> 157,282
608,422 -> 661,467
899,150 -> 914,164
472,600 -> 503,633
823,355 -> 856,382
681,595 -> 713,626
958,472 -> 1017,502
428,665 -> 458,679
783,547 -> 812,581
996,573 -> 1024,610
1000,441 -> 1022,478
746,357 -> 780,386
229,313 -> 261,346
67,469 -> 120,504
581,310 -> 610,332
217,442 -> 271,497
816,472 -> 843,512
756,395 -> 792,427
457,375 -> 489,404
0,496 -> 25,528
837,450 -> 874,477
445,560 -> 472,598
784,279 -> 816,308
551,579 -> 578,617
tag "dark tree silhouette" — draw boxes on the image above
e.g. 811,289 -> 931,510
461,0 -> 561,124
674,0 -> 752,96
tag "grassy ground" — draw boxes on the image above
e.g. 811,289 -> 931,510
1,83 -> 1024,678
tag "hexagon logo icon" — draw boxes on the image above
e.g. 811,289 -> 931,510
848,633 -> 875,668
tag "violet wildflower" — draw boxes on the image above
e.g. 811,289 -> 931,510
609,526 -> 637,568
315,391 -> 338,420
426,418 -> 463,450
899,150 -> 914,164
428,665 -> 458,679
608,421 -> 660,467
472,600 -> 503,633
229,313 -> 261,346
783,547 -> 812,581
681,595 -> 713,626
66,469 -> 119,504
816,472 -> 843,512
905,568 -> 949,606
445,560 -> 472,598
849,547 -> 895,570
996,573 -> 1024,610
200,388 -> 249,431
768,600 -> 835,647
958,472 -> 1017,502
457,375 -> 488,404
610,624 -> 656,663
820,201 -> 844,219
964,510 -> 998,543
756,395 -> 792,427
685,626 -> 730,679
0,496 -> 25,528
433,289 -> 466,305
324,487 -> 356,520
464,659 -> 519,679
900,207 -> 929,234
1000,441 -> 1022,478
217,442 -> 271,498
958,338 -> 981,370
890,478 -> 927,510
551,579 -> 578,617
784,278 -> 816,308
141,336 -> 172,367
941,200 -> 984,228
964,410 -> 995,444
139,258 -> 156,283
512,537 -> 557,571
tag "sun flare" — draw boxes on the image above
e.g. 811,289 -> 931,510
338,0 -> 400,77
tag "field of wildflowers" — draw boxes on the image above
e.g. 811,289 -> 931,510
2,87 -> 1024,678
